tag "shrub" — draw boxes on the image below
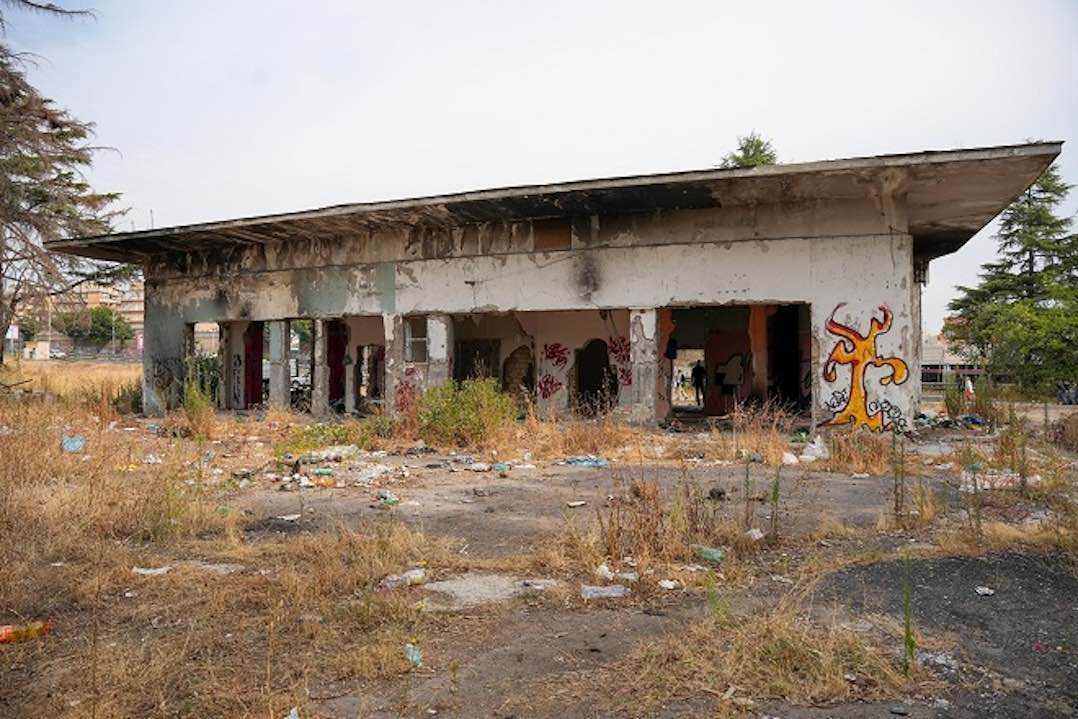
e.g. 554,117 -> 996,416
182,380 -> 216,440
1059,412 -> 1078,452
416,378 -> 516,447
276,419 -> 370,457
944,382 -> 963,418
112,379 -> 142,414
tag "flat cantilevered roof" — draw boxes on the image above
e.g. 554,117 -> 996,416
47,141 -> 1062,264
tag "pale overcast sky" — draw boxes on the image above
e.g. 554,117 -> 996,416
8,0 -> 1077,333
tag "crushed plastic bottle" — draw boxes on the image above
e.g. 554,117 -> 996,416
404,642 -> 423,668
691,544 -> 725,563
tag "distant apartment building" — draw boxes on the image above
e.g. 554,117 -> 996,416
18,279 -> 145,358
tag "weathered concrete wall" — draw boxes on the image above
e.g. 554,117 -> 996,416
141,195 -> 918,430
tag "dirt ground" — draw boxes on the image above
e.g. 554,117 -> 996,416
2,404 -> 1076,718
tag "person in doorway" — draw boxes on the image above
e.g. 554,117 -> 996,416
691,360 -> 707,407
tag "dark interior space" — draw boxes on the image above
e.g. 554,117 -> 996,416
575,338 -> 616,413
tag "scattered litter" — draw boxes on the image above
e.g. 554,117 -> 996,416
492,462 -> 510,472
658,579 -> 679,590
284,707 -> 300,719
274,514 -> 301,522
959,467 -> 1041,492
404,642 -> 423,668
708,486 -> 727,501
518,578 -> 559,592
680,563 -> 708,573
313,467 -> 334,477
781,451 -> 799,466
798,435 -> 829,463
974,585 -> 995,596
851,472 -> 870,479
49,561 -> 65,567
564,455 -> 609,468
0,620 -> 53,644
124,590 -> 137,598
465,462 -> 491,472
132,566 -> 172,576
143,454 -> 163,465
770,574 -> 794,585
580,584 -> 630,599
691,544 -> 725,563
377,489 -> 400,507
595,563 -> 638,583
61,435 -> 85,453
746,528 -> 765,542
194,562 -> 245,576
889,706 -> 911,716
381,568 -> 427,589
566,500 -> 587,508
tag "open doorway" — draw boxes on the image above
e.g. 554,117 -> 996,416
575,338 -> 617,413
669,303 -> 810,418
326,319 -> 347,412
289,320 -> 312,411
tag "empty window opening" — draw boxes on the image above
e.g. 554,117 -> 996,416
404,316 -> 428,363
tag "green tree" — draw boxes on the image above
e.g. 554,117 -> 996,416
88,304 -> 132,346
720,131 -> 777,169
946,162 -> 1078,393
0,1 -> 126,363
16,314 -> 36,341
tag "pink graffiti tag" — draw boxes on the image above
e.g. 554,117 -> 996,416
618,366 -> 633,386
538,374 -> 563,399
609,336 -> 630,365
543,343 -> 569,368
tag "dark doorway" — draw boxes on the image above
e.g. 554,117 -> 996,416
768,305 -> 803,407
242,321 -> 264,409
576,339 -> 616,413
326,320 -> 347,410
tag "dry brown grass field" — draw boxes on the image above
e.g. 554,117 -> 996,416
0,362 -> 1075,718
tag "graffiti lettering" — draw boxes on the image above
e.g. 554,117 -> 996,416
543,343 -> 569,368
821,303 -> 909,432
538,374 -> 563,399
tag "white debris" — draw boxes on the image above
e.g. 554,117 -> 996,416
580,584 -> 630,599
851,472 -> 870,479
781,451 -> 799,466
143,454 -> 163,465
132,566 -> 172,576
658,579 -> 679,590
274,514 -> 301,522
381,567 -> 427,589
974,585 -> 995,596
798,435 -> 830,463
769,574 -> 794,585
566,500 -> 587,508
746,528 -> 765,542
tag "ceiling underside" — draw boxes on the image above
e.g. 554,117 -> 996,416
47,142 -> 1060,264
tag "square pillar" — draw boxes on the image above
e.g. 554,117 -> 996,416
268,320 -> 290,408
141,292 -> 187,416
382,314 -> 404,415
628,308 -> 660,423
310,319 -> 330,416
426,314 -> 454,387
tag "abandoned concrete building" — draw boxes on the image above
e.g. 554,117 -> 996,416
49,142 -> 1060,431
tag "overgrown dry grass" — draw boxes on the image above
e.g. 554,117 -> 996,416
0,396 -> 472,717
521,597 -> 933,717
709,400 -> 795,466
0,359 -> 141,405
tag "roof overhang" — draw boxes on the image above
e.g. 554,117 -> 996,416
47,141 -> 1062,264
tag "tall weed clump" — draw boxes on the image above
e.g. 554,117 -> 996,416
417,378 -> 516,447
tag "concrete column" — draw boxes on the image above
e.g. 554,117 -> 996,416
344,338 -> 357,414
382,313 -> 404,415
141,292 -> 187,416
628,308 -> 660,423
310,319 -> 330,416
267,320 -> 290,408
749,305 -> 769,399
426,314 -> 454,387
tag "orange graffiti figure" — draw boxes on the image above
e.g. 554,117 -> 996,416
821,303 -> 909,431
